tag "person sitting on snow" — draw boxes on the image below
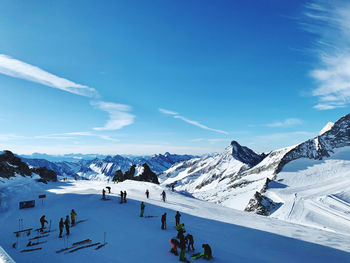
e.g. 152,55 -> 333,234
170,238 -> 179,255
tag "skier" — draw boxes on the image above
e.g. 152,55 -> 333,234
106,186 -> 111,194
102,189 -> 106,200
64,216 -> 70,236
172,185 -> 175,192
70,209 -> 77,226
145,189 -> 149,199
58,218 -> 64,238
161,212 -> 167,230
123,191 -> 127,203
175,211 -> 181,226
161,190 -> 166,202
170,238 -> 179,256
120,191 -> 124,203
185,234 -> 194,251
40,215 -> 48,232
176,223 -> 186,240
140,202 -> 145,217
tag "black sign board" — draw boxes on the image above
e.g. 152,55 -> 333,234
38,194 -> 46,199
19,200 -> 35,209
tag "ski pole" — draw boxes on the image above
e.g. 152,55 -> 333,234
104,232 -> 106,244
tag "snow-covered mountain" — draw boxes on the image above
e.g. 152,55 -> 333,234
21,152 -> 196,181
161,113 -> 350,226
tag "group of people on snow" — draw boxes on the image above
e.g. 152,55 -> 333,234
58,209 -> 77,238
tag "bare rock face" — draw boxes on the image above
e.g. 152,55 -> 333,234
0,150 -> 57,181
245,192 -> 281,216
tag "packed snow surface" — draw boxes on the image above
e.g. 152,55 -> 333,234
266,146 -> 350,234
1,177 -> 350,262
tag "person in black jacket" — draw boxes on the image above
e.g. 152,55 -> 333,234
123,191 -> 127,203
145,189 -> 149,199
202,244 -> 212,259
175,211 -> 181,226
120,191 -> 124,203
185,234 -> 194,251
161,213 -> 167,229
40,215 -> 48,232
59,218 -> 64,238
64,216 -> 70,236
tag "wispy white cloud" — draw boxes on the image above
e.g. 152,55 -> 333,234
174,116 -> 228,134
0,54 -> 98,97
158,108 -> 178,115
267,118 -> 303,127
35,131 -> 120,142
0,134 -> 25,141
303,0 -> 350,110
92,101 -> 135,131
159,108 -> 228,135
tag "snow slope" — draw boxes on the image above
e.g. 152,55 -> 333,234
266,146 -> 350,234
1,177 -> 350,262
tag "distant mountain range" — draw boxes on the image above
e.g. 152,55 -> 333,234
20,152 -> 197,180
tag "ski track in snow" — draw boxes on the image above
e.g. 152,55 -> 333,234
1,177 -> 350,262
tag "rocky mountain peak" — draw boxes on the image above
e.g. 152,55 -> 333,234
229,140 -> 264,167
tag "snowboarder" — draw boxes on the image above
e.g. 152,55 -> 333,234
40,215 -> 48,232
123,191 -> 127,203
179,236 -> 188,262
59,218 -> 64,238
102,189 -> 106,200
176,223 -> 186,240
64,216 -> 70,236
145,189 -> 149,199
120,191 -> 124,203
170,238 -> 179,256
175,211 -> 181,226
106,186 -> 111,194
161,212 -> 167,230
161,190 -> 166,202
70,209 -> 77,226
185,234 -> 194,251
140,202 -> 145,217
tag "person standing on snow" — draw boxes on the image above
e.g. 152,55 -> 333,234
59,218 -> 64,238
176,223 -> 186,240
145,189 -> 149,199
140,202 -> 145,217
120,191 -> 124,203
179,236 -> 188,262
161,190 -> 166,202
40,215 -> 48,232
64,216 -> 70,236
175,211 -> 181,226
161,212 -> 167,230
102,189 -> 106,200
70,209 -> 77,226
124,191 -> 127,203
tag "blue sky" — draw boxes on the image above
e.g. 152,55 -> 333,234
0,0 -> 349,155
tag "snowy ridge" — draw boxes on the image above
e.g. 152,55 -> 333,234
162,113 -> 350,222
